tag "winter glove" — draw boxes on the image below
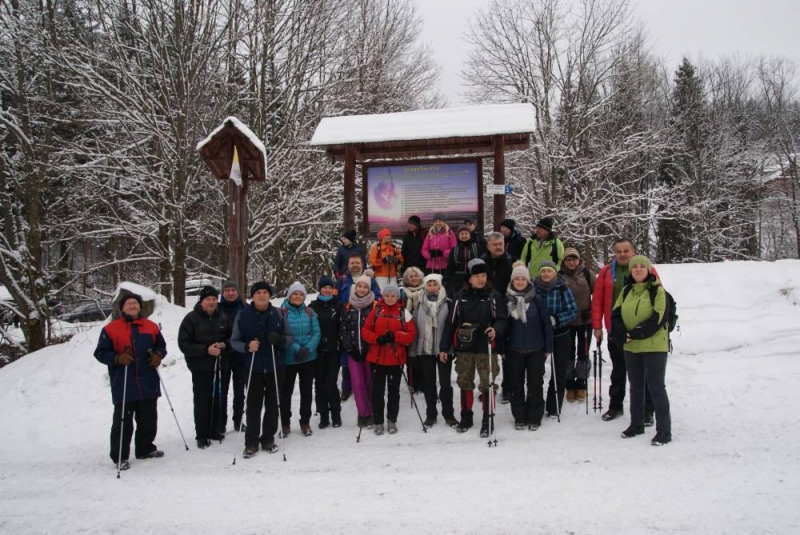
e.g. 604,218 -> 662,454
147,350 -> 163,368
391,256 -> 400,265
295,347 -> 311,362
377,332 -> 395,345
382,256 -> 391,265
267,331 -> 282,346
115,352 -> 134,366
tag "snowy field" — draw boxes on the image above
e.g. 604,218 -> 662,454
1,261 -> 799,534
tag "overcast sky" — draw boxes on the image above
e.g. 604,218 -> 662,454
417,0 -> 800,106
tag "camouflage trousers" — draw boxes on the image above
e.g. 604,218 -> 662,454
454,352 -> 500,393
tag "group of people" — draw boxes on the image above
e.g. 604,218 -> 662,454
94,215 -> 674,469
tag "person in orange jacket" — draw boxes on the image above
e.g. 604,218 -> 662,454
369,228 -> 404,290
361,283 -> 416,435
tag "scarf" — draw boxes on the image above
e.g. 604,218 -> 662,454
349,289 -> 375,310
317,294 -> 333,302
535,276 -> 558,292
420,288 -> 447,354
404,283 -> 425,312
507,283 -> 537,323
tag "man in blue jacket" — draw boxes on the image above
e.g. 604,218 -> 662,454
220,279 -> 247,432
230,282 -> 294,459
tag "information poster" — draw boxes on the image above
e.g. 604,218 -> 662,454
365,161 -> 480,237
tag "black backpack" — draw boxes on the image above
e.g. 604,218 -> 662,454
623,284 -> 678,333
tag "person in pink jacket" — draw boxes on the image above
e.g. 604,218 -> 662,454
422,213 -> 457,274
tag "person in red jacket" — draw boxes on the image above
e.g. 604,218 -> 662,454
361,283 -> 417,435
591,238 -> 659,422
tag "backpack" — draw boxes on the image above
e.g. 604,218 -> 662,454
623,285 -> 678,333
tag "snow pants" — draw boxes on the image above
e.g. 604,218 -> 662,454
191,369 -> 221,441
625,351 -> 671,436
347,356 -> 373,418
419,354 -> 454,420
110,398 -> 158,462
281,360 -> 315,427
372,364 -> 402,425
314,349 -> 341,421
245,369 -> 283,449
506,349 -> 546,425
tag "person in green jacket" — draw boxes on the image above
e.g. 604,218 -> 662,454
520,217 -> 565,279
611,255 -> 672,446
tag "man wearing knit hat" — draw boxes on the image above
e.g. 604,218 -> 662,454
439,258 -> 508,438
220,279 -> 247,432
230,281 -> 294,459
521,217 -> 565,278
94,291 -> 167,470
499,218 -> 526,261
333,229 -> 367,280
178,286 -> 233,448
402,215 -> 426,274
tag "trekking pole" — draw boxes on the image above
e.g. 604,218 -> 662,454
116,364 -> 128,479
155,366 -> 190,452
549,352 -> 561,423
400,364 -> 427,433
209,357 -> 219,442
271,344 -> 287,461
592,349 -> 598,413
598,346 -> 604,412
232,348 -> 257,465
487,340 -> 498,448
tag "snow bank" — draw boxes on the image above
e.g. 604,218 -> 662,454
1,261 -> 799,534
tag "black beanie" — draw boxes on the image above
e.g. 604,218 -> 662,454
500,218 -> 516,231
342,230 -> 357,242
199,285 -> 219,301
536,217 -> 554,232
407,215 -> 421,227
318,275 -> 335,290
119,292 -> 143,312
250,281 -> 273,298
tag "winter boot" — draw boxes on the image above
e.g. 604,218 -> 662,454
651,433 -> 672,446
331,412 -> 342,428
423,417 -> 437,428
135,450 -> 164,460
387,421 -> 398,434
262,442 -> 279,453
527,423 -> 540,431
621,425 -> 645,439
341,390 -> 352,402
479,393 -> 492,438
644,411 -> 655,427
197,438 -> 211,449
364,415 -> 374,429
374,424 -> 385,436
116,460 -> 130,471
566,390 -> 577,403
319,412 -> 330,429
514,421 -> 526,431
456,411 -> 474,433
602,408 -> 624,421
500,389 -> 511,405
575,389 -> 587,402
281,425 -> 291,437
243,447 -> 258,459
444,416 -> 459,428
301,424 -> 313,437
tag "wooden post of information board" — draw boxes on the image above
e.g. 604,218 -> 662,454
493,135 -> 506,230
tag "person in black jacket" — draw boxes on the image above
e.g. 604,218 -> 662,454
481,231 -> 516,403
177,286 -> 233,449
500,219 -> 526,261
439,259 -> 508,438
308,275 -> 345,429
464,218 -> 487,253
402,215 -> 426,274
219,279 -> 247,432
444,226 -> 482,298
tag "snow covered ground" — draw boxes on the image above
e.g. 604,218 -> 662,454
1,261 -> 799,534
